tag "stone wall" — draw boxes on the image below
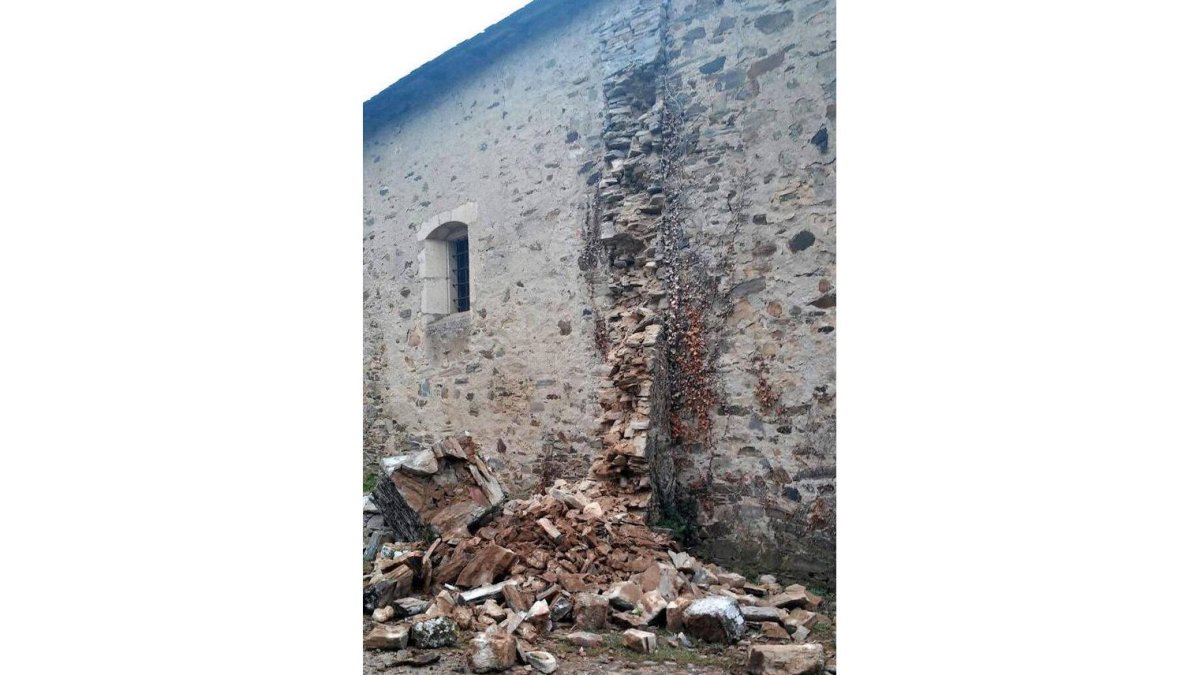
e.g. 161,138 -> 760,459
657,0 -> 837,584
364,0 -> 836,585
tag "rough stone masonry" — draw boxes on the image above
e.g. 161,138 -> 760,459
364,0 -> 835,585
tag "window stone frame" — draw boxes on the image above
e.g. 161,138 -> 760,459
417,202 -> 478,319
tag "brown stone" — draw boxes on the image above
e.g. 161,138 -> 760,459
622,628 -> 657,653
480,599 -> 507,621
526,599 -> 551,634
789,608 -> 818,629
568,631 -> 603,648
516,622 -> 540,642
767,590 -> 808,610
537,517 -> 563,544
607,580 -> 643,611
639,561 -> 678,599
665,598 -> 690,633
760,621 -> 791,641
610,610 -> 649,629
573,592 -> 608,630
747,644 -> 825,675
716,572 -> 746,589
502,583 -> 532,612
364,623 -> 410,650
456,543 -> 517,588
453,605 -> 476,629
469,631 -> 518,672
639,589 -> 668,624
802,590 -> 823,610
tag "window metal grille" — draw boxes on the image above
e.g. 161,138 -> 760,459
450,237 -> 470,312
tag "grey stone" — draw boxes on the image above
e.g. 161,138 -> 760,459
699,56 -> 726,74
379,449 -> 439,476
411,616 -> 459,648
525,650 -> 559,673
754,11 -> 794,34
731,277 -> 767,298
682,596 -> 746,644
789,230 -> 817,252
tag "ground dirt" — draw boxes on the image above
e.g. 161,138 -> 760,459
363,597 -> 836,674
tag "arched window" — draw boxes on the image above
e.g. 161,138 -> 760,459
420,220 -> 470,315
417,203 -> 477,319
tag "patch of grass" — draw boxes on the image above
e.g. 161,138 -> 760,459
580,632 -> 736,667
363,472 -> 378,493
812,622 -> 834,635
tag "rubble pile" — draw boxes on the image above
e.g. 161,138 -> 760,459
364,437 -> 836,673
371,435 -> 506,542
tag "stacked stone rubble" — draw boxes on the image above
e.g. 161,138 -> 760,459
587,0 -> 671,498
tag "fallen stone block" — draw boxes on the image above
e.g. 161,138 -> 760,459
747,643 -> 825,675
610,611 -> 649,629
622,628 -> 657,653
502,583 -> 532,612
665,598 -> 689,633
525,650 -> 559,673
767,590 -> 809,610
573,592 -> 608,630
567,631 -> 603,648
380,449 -> 439,476
456,543 -> 517,588
639,589 -> 668,624
607,580 -> 643,611
371,605 -> 396,623
640,561 -> 678,599
760,622 -> 791,641
469,631 -> 517,672
526,599 -> 551,634
716,572 -> 746,589
363,623 -> 410,650
741,605 -> 785,624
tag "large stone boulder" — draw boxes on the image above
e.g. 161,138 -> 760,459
747,644 -> 826,675
683,596 -> 746,644
469,631 -> 517,672
411,616 -> 459,648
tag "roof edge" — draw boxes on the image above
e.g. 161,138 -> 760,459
364,0 -> 603,141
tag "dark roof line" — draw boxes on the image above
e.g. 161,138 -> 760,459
364,0 -> 601,140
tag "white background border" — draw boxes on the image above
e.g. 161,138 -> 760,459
2,1 -> 1198,672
